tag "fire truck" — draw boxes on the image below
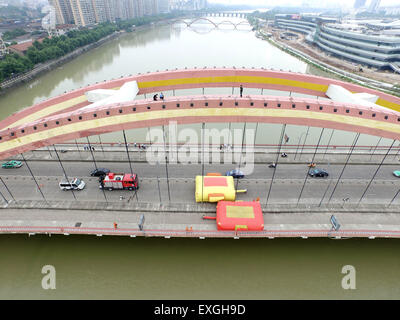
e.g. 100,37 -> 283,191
100,173 -> 139,191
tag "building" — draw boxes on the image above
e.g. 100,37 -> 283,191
49,0 -> 169,25
0,36 -> 9,59
69,0 -> 97,26
170,0 -> 206,11
8,38 -> 45,56
368,0 -> 381,13
91,0 -> 108,23
42,4 -> 57,36
49,0 -> 74,24
353,0 -> 366,9
274,14 -> 400,73
158,0 -> 169,13
315,22 -> 400,72
275,14 -> 318,35
53,24 -> 78,36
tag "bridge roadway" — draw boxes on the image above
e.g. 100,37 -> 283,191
1,160 -> 400,238
0,162 -> 399,205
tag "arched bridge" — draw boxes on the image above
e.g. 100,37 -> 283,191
0,68 -> 399,159
200,12 -> 248,18
172,18 -> 250,29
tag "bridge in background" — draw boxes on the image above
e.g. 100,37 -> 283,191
196,12 -> 249,18
172,18 -> 250,29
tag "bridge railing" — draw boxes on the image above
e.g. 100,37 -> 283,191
47,142 -> 400,154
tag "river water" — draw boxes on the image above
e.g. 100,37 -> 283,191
0,18 -> 399,299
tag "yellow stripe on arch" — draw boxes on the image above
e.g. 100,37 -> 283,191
9,95 -> 88,129
1,108 -> 400,155
376,97 -> 400,113
138,76 -> 329,93
5,74 -> 400,131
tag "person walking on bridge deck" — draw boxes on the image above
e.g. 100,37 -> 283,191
240,85 -> 243,98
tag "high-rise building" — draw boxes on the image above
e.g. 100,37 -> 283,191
170,0 -> 206,11
136,0 -> 145,17
0,36 -> 9,59
49,0 -> 172,26
49,0 -> 74,24
158,0 -> 169,13
69,0 -> 96,26
368,0 -> 381,12
91,0 -> 108,23
353,0 -> 366,9
42,4 -> 57,35
143,0 -> 158,15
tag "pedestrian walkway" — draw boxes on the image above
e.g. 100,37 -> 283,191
17,144 -> 400,165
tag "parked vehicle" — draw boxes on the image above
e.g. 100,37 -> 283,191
226,169 -> 245,179
59,178 -> 85,190
2,160 -> 23,168
90,168 -> 110,177
308,169 -> 329,178
393,170 -> 400,178
100,172 -> 139,190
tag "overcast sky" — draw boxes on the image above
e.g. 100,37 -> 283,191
207,0 -> 400,8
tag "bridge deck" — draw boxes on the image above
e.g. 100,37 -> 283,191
1,204 -> 400,239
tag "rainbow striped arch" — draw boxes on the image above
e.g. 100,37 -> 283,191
0,68 -> 399,160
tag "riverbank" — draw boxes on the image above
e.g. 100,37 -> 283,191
0,32 -> 123,95
256,28 -> 400,98
0,18 -> 184,96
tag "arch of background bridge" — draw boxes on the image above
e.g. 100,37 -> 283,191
171,18 -> 248,28
172,18 -> 219,27
0,95 -> 399,160
1,68 -> 400,130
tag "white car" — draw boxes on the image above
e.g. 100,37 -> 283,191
59,178 -> 85,191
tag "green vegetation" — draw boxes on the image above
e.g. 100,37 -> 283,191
0,53 -> 33,82
26,23 -> 117,64
0,12 -> 187,84
115,11 -> 185,31
0,23 -> 116,82
248,8 -> 299,21
2,28 -> 28,41
247,16 -> 260,29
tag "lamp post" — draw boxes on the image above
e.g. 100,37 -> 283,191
294,131 -> 308,160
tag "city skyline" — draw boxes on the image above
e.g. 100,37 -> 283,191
207,0 -> 400,8
48,0 -> 174,26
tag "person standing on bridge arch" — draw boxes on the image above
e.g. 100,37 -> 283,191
240,85 -> 243,98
